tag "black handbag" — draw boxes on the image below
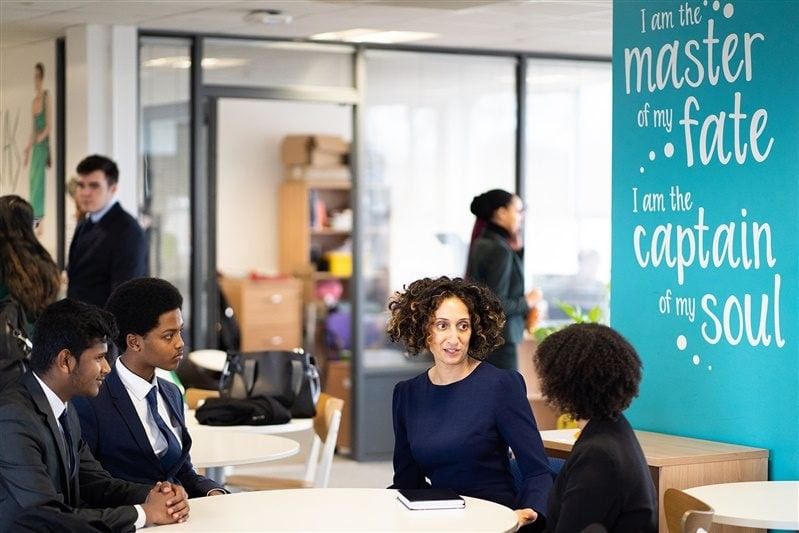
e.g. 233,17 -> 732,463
219,350 -> 320,418
1,297 -> 32,392
195,396 -> 291,426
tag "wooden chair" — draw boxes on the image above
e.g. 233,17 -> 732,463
185,387 -> 220,409
225,393 -> 344,490
664,488 -> 714,533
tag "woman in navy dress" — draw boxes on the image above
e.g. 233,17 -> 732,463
387,276 -> 552,531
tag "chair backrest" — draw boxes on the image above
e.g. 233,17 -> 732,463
303,392 -> 344,488
664,488 -> 714,533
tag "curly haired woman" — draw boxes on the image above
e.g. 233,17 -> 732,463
388,276 -> 552,531
535,323 -> 657,532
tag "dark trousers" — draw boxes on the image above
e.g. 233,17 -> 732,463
485,341 -> 518,371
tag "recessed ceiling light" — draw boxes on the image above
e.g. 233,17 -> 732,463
310,28 -> 438,44
244,9 -> 293,25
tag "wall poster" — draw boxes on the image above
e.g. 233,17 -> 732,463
612,0 -> 798,479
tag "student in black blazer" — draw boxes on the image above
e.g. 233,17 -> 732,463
73,277 -> 226,498
534,323 -> 657,533
0,299 -> 189,532
67,154 -> 148,308
466,189 -> 540,370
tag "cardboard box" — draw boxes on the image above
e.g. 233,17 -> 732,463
281,135 -> 349,167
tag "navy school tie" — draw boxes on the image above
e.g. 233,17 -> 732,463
145,387 -> 182,474
58,410 -> 78,481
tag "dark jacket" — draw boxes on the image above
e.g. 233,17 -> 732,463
0,373 -> 151,532
67,202 -> 148,308
466,224 -> 529,344
72,366 -> 223,498
546,415 -> 657,532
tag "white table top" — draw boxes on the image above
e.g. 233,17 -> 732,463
188,350 -> 226,372
189,430 -> 299,468
150,488 -> 519,532
684,481 -> 799,530
540,429 -> 580,445
187,409 -> 314,434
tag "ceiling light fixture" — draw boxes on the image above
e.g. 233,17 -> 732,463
142,56 -> 248,70
310,28 -> 438,44
244,9 -> 293,26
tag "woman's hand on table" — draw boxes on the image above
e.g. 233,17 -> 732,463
515,507 -> 538,528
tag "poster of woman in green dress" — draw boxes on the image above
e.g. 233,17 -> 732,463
23,62 -> 50,221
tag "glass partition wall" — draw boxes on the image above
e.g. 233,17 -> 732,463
139,37 -> 193,329
523,60 -> 612,322
138,33 -> 610,460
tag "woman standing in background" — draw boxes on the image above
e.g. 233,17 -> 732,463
466,189 -> 540,370
23,62 -> 51,222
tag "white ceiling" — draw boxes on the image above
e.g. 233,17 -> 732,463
0,0 -> 611,56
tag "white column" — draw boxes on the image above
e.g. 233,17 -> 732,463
65,24 -> 138,214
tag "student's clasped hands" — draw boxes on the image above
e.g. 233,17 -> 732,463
142,481 -> 190,526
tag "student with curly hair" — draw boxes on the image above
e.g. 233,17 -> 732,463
534,323 -> 657,532
388,276 -> 552,531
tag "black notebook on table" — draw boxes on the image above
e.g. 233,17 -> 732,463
397,488 -> 466,510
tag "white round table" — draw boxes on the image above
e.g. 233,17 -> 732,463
188,349 -> 227,372
187,409 -> 314,434
150,488 -> 519,532
189,430 -> 299,483
684,481 -> 799,530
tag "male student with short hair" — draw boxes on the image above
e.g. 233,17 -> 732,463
67,154 -> 148,308
0,299 -> 189,532
73,277 -> 226,497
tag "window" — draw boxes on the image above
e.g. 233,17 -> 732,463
139,37 -> 192,325
524,59 -> 611,321
362,50 -> 517,357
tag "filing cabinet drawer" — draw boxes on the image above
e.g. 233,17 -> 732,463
240,323 -> 302,351
240,286 -> 301,326
219,277 -> 303,352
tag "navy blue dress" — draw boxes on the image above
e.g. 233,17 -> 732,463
392,362 -> 552,514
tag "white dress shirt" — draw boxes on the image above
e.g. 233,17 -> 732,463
116,358 -> 182,457
89,198 -> 117,223
32,372 -> 146,529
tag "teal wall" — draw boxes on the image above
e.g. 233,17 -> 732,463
611,0 -> 798,479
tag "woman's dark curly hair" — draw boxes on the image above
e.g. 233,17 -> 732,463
386,276 -> 505,359
534,323 -> 642,420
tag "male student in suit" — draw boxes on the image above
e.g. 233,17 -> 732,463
67,154 -> 148,308
0,298 -> 190,532
73,277 -> 227,497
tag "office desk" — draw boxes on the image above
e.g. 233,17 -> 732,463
540,429 -> 769,533
187,409 -> 314,434
190,430 -> 299,483
150,488 -> 519,532
685,481 -> 799,530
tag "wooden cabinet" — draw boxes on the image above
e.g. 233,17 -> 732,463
219,277 -> 303,352
278,179 -> 352,277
